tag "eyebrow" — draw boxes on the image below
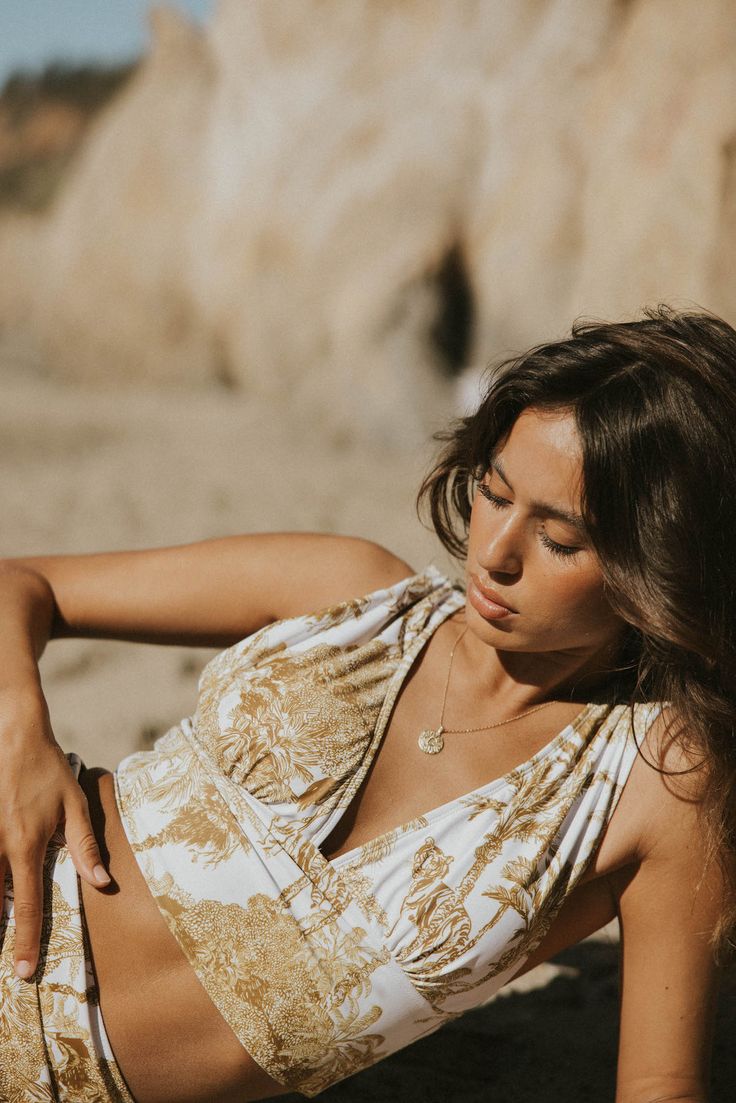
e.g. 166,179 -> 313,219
490,456 -> 587,532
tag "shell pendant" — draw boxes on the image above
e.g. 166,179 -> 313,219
418,725 -> 445,754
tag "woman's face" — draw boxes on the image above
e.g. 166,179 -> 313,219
465,406 -> 626,665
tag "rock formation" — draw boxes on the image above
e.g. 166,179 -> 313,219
1,0 -> 735,440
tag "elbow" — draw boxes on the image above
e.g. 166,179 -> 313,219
0,559 -> 62,641
616,1087 -> 708,1103
616,1074 -> 709,1103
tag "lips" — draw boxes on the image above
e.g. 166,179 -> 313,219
465,573 -> 518,617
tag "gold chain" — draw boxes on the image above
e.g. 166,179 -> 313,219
417,624 -> 558,754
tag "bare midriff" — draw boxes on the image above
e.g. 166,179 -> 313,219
78,768 -> 290,1103
78,747 -> 640,1103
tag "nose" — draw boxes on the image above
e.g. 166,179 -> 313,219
477,513 -> 523,577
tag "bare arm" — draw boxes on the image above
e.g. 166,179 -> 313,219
611,717 -> 730,1103
0,531 -> 413,981
0,566 -> 113,980
5,532 -> 415,648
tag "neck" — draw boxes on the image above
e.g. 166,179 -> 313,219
451,617 -> 629,714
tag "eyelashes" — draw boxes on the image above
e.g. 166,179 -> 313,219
477,482 -> 509,509
538,530 -> 579,559
476,481 -> 580,559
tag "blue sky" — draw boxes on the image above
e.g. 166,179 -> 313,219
0,1 -> 215,85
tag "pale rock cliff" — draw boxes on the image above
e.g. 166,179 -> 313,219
1,0 -> 734,439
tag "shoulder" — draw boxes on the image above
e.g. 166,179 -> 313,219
611,704 -> 727,970
627,704 -> 709,862
616,704 -> 733,941
266,533 -> 416,621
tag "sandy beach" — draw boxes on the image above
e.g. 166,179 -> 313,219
0,343 -> 732,1100
0,348 -> 448,768
1,0 -> 735,1092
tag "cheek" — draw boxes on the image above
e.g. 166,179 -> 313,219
550,568 -> 615,626
467,502 -> 484,541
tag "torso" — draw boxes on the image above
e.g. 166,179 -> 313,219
79,601 -> 652,1103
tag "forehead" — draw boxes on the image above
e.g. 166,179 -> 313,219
496,408 -> 583,505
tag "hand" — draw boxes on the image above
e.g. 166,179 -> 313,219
0,685 -> 110,980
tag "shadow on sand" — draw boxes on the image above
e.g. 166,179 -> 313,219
282,940 -> 735,1102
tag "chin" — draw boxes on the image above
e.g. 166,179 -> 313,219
466,603 -> 515,636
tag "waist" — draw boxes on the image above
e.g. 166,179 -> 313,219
77,766 -> 287,1103
112,733 -> 444,1098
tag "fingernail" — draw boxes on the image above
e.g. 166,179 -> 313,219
15,960 -> 33,979
93,864 -> 110,885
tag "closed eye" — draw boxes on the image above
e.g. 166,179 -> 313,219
477,482 -> 509,509
538,531 -> 580,559
477,480 -> 581,559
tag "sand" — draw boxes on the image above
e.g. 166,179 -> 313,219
0,349 -> 450,767
0,342 -> 732,1099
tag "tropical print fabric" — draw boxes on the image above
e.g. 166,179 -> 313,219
0,754 -> 135,1103
114,565 -> 663,1097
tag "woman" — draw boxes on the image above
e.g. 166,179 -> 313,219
0,306 -> 733,1103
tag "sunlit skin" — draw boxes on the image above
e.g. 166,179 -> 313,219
0,400 -> 724,1101
448,405 -> 629,717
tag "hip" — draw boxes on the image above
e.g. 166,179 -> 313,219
76,766 -> 288,1103
0,755 -> 135,1103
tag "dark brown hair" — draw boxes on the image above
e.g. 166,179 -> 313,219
417,305 -> 736,960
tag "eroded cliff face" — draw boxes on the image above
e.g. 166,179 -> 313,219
1,0 -> 735,439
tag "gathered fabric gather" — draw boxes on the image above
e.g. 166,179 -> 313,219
114,566 -> 662,1097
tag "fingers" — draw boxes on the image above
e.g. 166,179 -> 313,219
5,793 -> 110,982
64,793 -> 110,890
10,850 -> 44,979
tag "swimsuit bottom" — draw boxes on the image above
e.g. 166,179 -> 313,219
0,754 -> 135,1103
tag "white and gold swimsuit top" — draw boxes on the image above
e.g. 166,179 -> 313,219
114,566 -> 662,1098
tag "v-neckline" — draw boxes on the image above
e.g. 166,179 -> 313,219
326,698 -> 604,871
313,568 -> 608,870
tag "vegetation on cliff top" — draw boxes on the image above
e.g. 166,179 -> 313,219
0,62 -> 136,211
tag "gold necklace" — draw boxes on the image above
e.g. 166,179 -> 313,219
417,624 -> 559,754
